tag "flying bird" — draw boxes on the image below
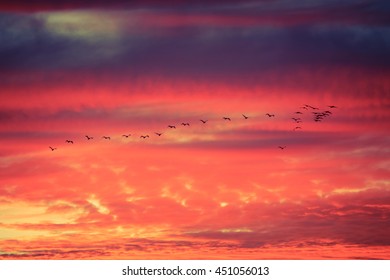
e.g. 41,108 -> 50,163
278,146 -> 286,150
328,105 -> 337,108
49,146 -> 57,151
85,135 -> 93,140
155,132 -> 163,136
181,122 -> 190,126
65,140 -> 74,144
168,125 -> 176,129
295,111 -> 303,114
140,135 -> 149,139
292,118 -> 301,123
294,126 -> 302,131
122,134 -> 131,138
266,113 -> 275,117
102,136 -> 111,140
223,117 -> 231,121
200,119 -> 208,124
242,114 -> 249,119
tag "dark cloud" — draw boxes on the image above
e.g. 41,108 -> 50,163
0,106 -> 190,126
0,237 -> 240,259
0,0 -> 249,12
0,248 -> 109,259
1,0 -> 390,28
184,188 -> 390,248
1,1 -> 390,79
167,128 -> 389,151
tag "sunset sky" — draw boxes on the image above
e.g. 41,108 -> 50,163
0,0 -> 389,259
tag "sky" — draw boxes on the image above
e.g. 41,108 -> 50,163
0,0 -> 389,259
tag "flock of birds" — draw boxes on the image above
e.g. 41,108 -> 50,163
48,104 -> 337,152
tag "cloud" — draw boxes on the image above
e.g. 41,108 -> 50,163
1,4 -> 390,76
1,0 -> 390,29
183,188 -> 390,248
1,180 -> 389,258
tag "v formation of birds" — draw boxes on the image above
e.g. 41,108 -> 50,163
53,105 -> 337,151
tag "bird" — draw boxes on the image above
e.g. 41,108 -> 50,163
181,122 -> 190,126
200,119 -> 208,124
102,136 -> 111,140
168,125 -> 176,129
278,146 -> 286,150
223,117 -> 231,121
122,134 -> 131,138
49,146 -> 57,151
295,111 -> 303,114
328,105 -> 337,109
294,126 -> 302,131
301,106 -> 309,110
155,132 -> 163,136
266,113 -> 275,117
292,118 -> 301,123
312,110 -> 331,122
85,135 -> 93,140
140,135 -> 149,139
309,106 -> 319,110
65,140 -> 73,144
242,114 -> 249,119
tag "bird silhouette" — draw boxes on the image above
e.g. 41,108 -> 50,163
122,134 -> 131,138
294,126 -> 302,130
140,135 -> 149,139
49,146 -> 57,151
102,136 -> 111,140
223,117 -> 231,121
312,110 -> 332,122
292,118 -> 301,123
65,140 -> 74,144
328,105 -> 337,108
155,132 -> 163,136
85,135 -> 93,140
278,146 -> 286,150
181,122 -> 190,126
266,113 -> 275,117
168,125 -> 176,129
242,114 -> 249,119
200,119 -> 208,124
295,111 -> 303,114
